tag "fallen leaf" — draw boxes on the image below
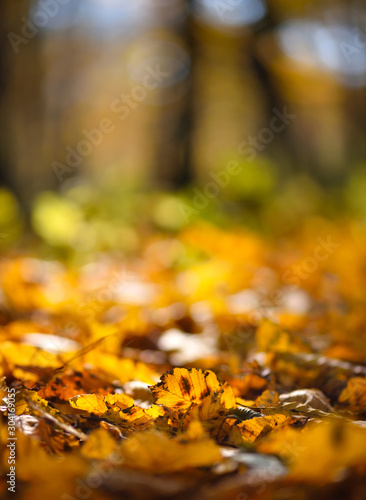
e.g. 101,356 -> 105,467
119,430 -> 222,472
338,377 -> 366,413
149,368 -> 223,411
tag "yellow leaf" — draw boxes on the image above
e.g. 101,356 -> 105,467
69,393 -> 134,414
0,341 -> 60,369
149,367 -> 223,411
259,421 -> 366,483
291,422 -> 366,482
196,392 -> 226,422
338,377 -> 366,410
119,430 -> 222,472
145,404 -> 166,419
180,420 -> 207,441
256,320 -> 309,354
256,389 -> 279,407
69,394 -> 108,414
103,393 -> 134,409
220,382 -> 237,408
103,405 -> 153,431
85,351 -> 159,384
238,413 -> 292,443
81,429 -> 117,459
22,390 -> 60,418
237,416 -> 272,442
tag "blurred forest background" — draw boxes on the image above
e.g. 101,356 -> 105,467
0,0 -> 366,252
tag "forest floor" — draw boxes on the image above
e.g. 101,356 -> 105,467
1,219 -> 366,500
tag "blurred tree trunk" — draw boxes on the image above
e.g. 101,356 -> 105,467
178,0 -> 195,187
0,0 -> 51,212
147,0 -> 194,189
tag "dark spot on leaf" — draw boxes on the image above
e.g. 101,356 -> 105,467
180,376 -> 192,395
200,388 -> 210,399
